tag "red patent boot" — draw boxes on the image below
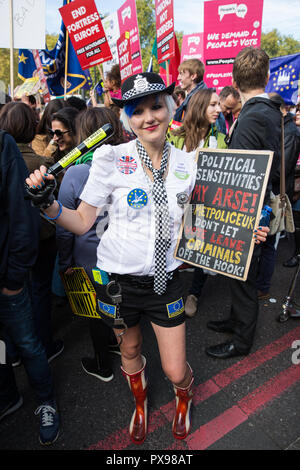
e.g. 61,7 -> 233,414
172,364 -> 194,440
121,356 -> 148,445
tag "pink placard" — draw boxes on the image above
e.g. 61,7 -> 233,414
204,0 -> 264,92
155,0 -> 175,64
117,32 -> 133,83
117,0 -> 143,75
180,33 -> 204,63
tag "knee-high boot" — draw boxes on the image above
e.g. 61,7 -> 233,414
121,356 -> 148,445
172,364 -> 194,440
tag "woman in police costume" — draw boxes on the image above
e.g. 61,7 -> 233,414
25,72 -> 268,445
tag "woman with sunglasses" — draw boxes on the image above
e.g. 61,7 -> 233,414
49,107 -> 80,162
168,88 -> 227,317
32,98 -> 66,159
25,72 -> 268,445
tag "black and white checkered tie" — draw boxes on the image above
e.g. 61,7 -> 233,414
136,140 -> 171,295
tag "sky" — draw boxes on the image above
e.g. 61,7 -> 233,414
46,0 -> 300,41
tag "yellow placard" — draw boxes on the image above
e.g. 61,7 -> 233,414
60,267 -> 101,319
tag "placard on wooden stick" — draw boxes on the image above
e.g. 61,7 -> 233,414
175,148 -> 273,281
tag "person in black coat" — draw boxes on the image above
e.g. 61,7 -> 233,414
0,131 -> 59,445
256,93 -> 300,292
205,47 -> 277,359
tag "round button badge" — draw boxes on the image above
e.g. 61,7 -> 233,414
127,188 -> 148,210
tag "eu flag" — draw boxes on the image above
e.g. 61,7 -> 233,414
18,49 -> 37,81
265,53 -> 300,105
39,0 -> 87,96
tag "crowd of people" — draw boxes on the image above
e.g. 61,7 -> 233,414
0,46 -> 299,447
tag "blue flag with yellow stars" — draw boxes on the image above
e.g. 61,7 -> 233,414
265,53 -> 300,105
38,0 -> 87,96
18,49 -> 37,81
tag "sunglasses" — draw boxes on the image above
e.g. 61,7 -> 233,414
48,128 -> 71,138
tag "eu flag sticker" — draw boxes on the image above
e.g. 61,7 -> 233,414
166,298 -> 185,318
98,300 -> 116,318
127,188 -> 148,210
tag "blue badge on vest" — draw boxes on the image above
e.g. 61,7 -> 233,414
98,300 -> 116,318
166,298 -> 185,318
127,188 -> 148,210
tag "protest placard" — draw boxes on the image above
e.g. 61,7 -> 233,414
155,0 -> 175,64
117,31 -> 133,83
60,267 -> 100,319
59,0 -> 112,70
175,148 -> 273,281
102,12 -> 120,76
180,33 -> 204,63
0,0 -> 46,49
118,0 -> 143,75
203,0 -> 263,92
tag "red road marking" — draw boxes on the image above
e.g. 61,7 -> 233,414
187,364 -> 300,450
88,326 -> 300,450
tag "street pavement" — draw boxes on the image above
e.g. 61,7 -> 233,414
0,234 -> 300,456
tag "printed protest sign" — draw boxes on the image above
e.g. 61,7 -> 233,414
60,267 -> 100,319
117,31 -> 133,83
203,0 -> 263,92
155,0 -> 175,64
59,0 -> 112,70
118,0 -> 143,75
175,148 -> 273,281
0,0 -> 46,49
102,12 -> 120,76
180,33 -> 204,63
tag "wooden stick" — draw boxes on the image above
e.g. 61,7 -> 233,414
9,0 -> 14,99
165,60 -> 170,86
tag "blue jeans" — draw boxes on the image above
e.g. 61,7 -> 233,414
0,285 -> 54,407
31,236 -> 57,354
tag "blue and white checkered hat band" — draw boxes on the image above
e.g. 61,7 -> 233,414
122,83 -> 166,100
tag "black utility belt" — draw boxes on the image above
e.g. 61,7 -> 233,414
111,269 -> 179,289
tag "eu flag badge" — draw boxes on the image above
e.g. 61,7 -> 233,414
98,300 -> 116,318
166,298 -> 185,318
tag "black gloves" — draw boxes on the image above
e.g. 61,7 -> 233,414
25,178 -> 57,210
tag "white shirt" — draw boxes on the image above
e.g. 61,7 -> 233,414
80,139 -> 197,276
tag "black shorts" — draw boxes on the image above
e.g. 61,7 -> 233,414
94,271 -> 186,330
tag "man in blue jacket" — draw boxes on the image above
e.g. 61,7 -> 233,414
173,59 -> 207,122
0,131 -> 60,445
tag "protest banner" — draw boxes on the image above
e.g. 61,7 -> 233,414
102,12 -> 120,76
59,0 -> 112,70
180,33 -> 204,63
175,148 -> 273,281
14,76 -> 40,99
60,267 -> 100,319
155,0 -> 175,65
203,0 -> 264,92
117,31 -> 133,83
0,0 -> 46,49
118,0 -> 143,75
32,49 -> 51,103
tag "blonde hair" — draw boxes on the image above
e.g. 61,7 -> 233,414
178,59 -> 205,83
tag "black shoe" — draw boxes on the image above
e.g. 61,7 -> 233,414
283,256 -> 298,268
205,341 -> 249,359
35,400 -> 60,446
206,320 -> 235,333
81,357 -> 114,382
